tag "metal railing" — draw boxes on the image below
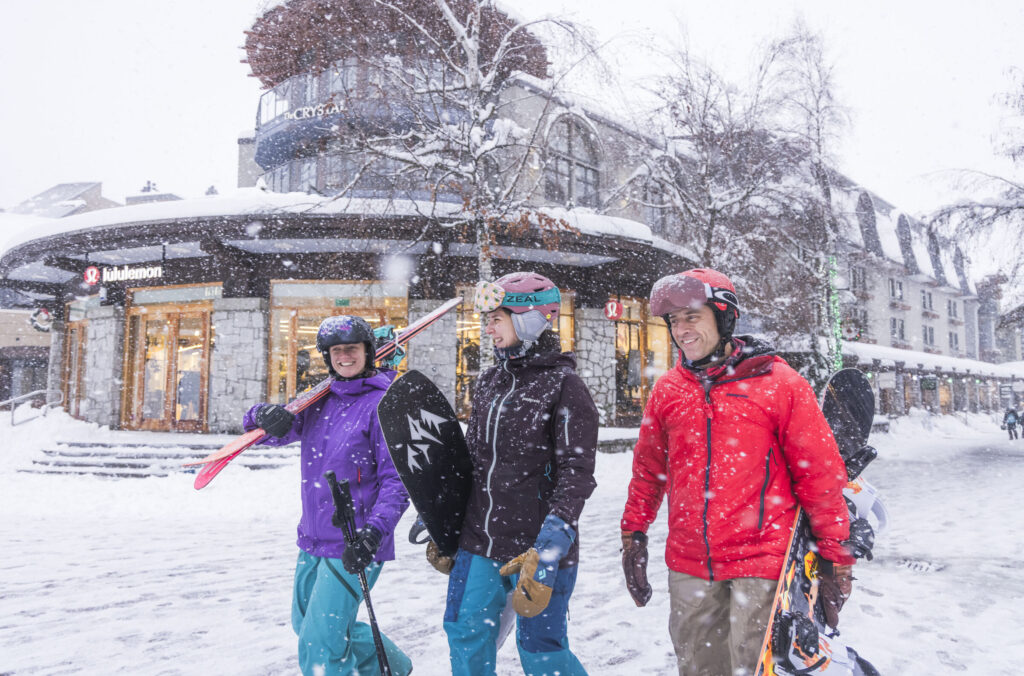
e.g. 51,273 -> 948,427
0,389 -> 65,426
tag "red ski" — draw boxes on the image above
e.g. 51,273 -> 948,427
186,297 -> 462,489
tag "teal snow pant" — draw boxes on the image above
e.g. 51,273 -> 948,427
443,549 -> 587,676
292,550 -> 412,676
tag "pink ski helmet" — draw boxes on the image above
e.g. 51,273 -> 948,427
473,272 -> 561,345
650,268 -> 740,338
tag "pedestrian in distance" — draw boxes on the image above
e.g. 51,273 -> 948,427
242,315 -> 412,676
427,272 -> 599,676
1002,407 -> 1019,440
619,268 -> 856,676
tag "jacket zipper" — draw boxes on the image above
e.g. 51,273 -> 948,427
696,366 -> 774,577
757,448 -> 771,530
484,360 -> 516,558
698,370 -> 764,582
702,387 -> 714,582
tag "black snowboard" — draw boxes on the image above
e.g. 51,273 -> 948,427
377,370 -> 473,557
755,368 -> 881,676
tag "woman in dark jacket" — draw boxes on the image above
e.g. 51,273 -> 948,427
431,272 -> 598,676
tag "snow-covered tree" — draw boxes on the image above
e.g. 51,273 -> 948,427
767,21 -> 851,384
930,68 -> 1024,298
622,27 -> 848,385
245,0 -> 592,273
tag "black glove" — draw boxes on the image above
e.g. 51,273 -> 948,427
254,404 -> 295,438
341,525 -> 384,574
819,561 -> 854,629
622,530 -> 653,607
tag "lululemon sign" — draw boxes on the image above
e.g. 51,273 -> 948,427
604,300 -> 624,320
83,264 -> 163,286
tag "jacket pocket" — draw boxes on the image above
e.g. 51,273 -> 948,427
756,447 -> 773,531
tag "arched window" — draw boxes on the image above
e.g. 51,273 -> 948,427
544,117 -> 600,207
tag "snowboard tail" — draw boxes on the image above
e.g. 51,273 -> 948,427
377,370 -> 473,557
755,368 -> 882,676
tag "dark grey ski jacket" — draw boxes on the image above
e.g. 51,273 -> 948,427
458,332 -> 599,567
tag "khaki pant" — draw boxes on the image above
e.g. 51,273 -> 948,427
668,571 -> 776,676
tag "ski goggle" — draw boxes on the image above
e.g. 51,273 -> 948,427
472,280 -> 561,313
650,274 -> 739,317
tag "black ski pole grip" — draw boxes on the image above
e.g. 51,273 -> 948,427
323,471 -> 355,541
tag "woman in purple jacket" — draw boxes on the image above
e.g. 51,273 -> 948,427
430,272 -> 599,676
243,315 -> 411,676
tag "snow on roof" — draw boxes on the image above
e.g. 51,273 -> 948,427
909,227 -> 936,280
539,206 -> 652,242
0,189 -> 465,260
0,189 -> 654,265
842,339 -> 1024,378
8,182 -> 99,218
872,207 -> 904,265
937,248 -> 963,293
0,212 -> 59,252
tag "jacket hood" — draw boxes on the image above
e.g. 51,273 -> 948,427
329,369 -> 395,397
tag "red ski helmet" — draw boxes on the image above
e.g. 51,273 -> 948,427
650,268 -> 740,339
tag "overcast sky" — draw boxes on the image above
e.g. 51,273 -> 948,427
1,0 -> 1021,216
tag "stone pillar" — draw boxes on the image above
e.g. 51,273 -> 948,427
46,320 -> 65,404
82,306 -> 125,428
574,307 -> 616,424
405,299 -> 458,408
208,297 -> 268,433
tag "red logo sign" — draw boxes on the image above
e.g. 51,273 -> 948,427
83,266 -> 100,285
604,300 -> 624,320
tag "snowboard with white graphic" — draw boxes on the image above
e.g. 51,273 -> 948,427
377,369 -> 472,557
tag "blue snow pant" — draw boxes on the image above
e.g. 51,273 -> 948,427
443,549 -> 587,676
292,550 -> 412,676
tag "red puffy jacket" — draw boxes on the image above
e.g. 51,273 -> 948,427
620,340 -> 855,582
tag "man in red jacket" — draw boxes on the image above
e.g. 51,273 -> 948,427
619,268 -> 856,676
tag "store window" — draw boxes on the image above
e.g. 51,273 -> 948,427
122,284 -> 221,432
268,280 -> 408,405
613,297 -> 673,425
63,296 -> 99,419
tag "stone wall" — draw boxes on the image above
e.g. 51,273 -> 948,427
405,299 -> 458,408
83,306 -> 125,428
574,307 -> 616,424
208,297 -> 268,433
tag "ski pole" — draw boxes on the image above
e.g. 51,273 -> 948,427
324,471 -> 392,676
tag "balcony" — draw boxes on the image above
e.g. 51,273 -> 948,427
923,346 -> 943,355
948,316 -> 964,326
889,299 -> 911,311
922,309 -> 940,320
890,339 -> 912,350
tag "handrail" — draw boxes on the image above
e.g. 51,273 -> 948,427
0,389 -> 65,426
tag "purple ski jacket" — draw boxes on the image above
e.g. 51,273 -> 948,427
243,370 -> 409,560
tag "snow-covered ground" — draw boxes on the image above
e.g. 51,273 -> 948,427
2,408 -> 1022,674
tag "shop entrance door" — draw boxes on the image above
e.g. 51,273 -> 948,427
123,308 -> 212,431
63,321 -> 88,418
615,320 -> 647,425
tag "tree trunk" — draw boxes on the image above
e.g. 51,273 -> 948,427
476,220 -> 494,370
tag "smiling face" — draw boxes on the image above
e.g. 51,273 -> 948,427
485,309 -> 521,349
668,304 -> 722,362
329,343 -> 367,378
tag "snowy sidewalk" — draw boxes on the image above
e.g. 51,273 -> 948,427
2,410 -> 1023,674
